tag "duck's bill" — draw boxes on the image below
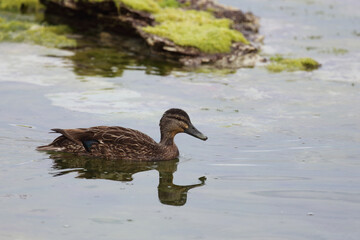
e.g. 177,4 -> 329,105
184,123 -> 208,141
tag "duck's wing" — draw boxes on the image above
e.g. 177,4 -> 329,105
92,126 -> 157,145
92,127 -> 162,160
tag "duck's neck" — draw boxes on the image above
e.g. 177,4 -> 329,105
159,131 -> 179,160
160,131 -> 175,146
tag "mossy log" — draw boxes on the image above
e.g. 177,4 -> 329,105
40,0 -> 263,68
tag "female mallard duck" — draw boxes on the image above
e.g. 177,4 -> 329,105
37,108 -> 207,161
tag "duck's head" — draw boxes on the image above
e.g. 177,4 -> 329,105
160,108 -> 208,143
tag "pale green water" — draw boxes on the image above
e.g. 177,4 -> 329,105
1,0 -> 360,239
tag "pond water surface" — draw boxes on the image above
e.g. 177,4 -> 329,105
1,0 -> 360,239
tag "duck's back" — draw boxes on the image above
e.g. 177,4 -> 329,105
38,126 -> 170,161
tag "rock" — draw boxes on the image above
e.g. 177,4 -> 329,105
40,0 -> 262,68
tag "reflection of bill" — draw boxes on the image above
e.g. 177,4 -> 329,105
50,154 -> 206,206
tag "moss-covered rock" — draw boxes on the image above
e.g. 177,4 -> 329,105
266,55 -> 321,72
142,8 -> 248,53
114,0 -> 249,53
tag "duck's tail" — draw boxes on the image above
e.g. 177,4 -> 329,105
36,129 -> 66,151
36,144 -> 64,151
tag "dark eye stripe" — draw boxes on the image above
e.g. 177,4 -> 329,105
167,115 -> 188,123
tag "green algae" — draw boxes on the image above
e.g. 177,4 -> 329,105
193,66 -> 237,75
0,0 -> 42,12
158,0 -> 180,8
118,0 -> 161,13
0,17 -> 76,48
266,55 -> 321,73
143,8 -> 249,53
117,0 -> 180,12
153,8 -> 231,27
353,30 -> 360,37
319,48 -> 348,55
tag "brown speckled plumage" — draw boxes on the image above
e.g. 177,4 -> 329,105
37,109 -> 207,161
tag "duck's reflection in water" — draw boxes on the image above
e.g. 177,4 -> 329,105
49,153 -> 206,206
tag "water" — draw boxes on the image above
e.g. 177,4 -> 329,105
1,0 -> 360,239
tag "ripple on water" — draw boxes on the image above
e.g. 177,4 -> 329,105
252,190 -> 360,203
0,43 -> 73,86
90,218 -> 124,224
46,89 -> 171,115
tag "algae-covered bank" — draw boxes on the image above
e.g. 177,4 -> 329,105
0,0 -> 76,48
0,16 -> 76,48
39,0 -> 262,68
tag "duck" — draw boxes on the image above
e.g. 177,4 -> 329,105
37,108 -> 208,161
